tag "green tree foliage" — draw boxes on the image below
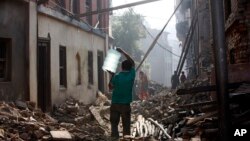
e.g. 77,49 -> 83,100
112,9 -> 146,62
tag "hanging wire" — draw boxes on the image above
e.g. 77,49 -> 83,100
142,24 -> 181,57
136,0 -> 184,71
128,9 -> 181,57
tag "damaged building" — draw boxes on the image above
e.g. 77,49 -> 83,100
0,0 -> 250,140
175,0 -> 213,79
224,0 -> 250,83
0,0 -> 112,112
173,0 -> 250,140
175,0 -> 250,83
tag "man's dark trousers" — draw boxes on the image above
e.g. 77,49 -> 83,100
110,104 -> 131,137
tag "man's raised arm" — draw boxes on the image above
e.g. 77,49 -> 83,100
116,47 -> 135,67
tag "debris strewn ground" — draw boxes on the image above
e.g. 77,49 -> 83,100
0,80 -> 249,141
0,98 -> 108,141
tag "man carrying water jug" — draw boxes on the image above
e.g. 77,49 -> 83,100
108,47 -> 135,140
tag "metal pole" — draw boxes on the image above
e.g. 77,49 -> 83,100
176,11 -> 197,75
210,0 -> 230,141
177,18 -> 197,76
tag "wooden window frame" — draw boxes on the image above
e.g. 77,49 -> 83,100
59,46 -> 67,88
73,0 -> 80,14
224,0 -> 232,20
97,0 -> 103,28
88,51 -> 93,85
85,0 -> 92,25
76,53 -> 81,85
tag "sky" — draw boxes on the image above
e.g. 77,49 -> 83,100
112,0 -> 177,38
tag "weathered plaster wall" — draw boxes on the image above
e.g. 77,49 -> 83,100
38,13 -> 106,106
29,1 -> 38,106
0,0 -> 28,101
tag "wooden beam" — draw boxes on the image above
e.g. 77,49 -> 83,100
178,101 -> 217,109
176,82 -> 244,95
89,106 -> 110,133
177,85 -> 216,95
186,111 -> 217,125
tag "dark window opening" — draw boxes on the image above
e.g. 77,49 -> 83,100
73,0 -> 80,14
97,51 -> 104,92
57,0 -> 66,14
76,53 -> 81,85
224,0 -> 232,20
88,51 -> 93,85
86,0 -> 92,25
56,0 -> 65,8
59,46 -> 67,87
97,0 -> 102,28
230,48 -> 235,64
52,0 -> 66,14
0,38 -> 11,82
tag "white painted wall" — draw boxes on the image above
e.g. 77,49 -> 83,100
38,14 -> 106,106
29,1 -> 38,106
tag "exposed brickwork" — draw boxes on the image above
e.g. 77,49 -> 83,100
92,0 -> 98,26
46,0 -> 110,33
226,23 -> 249,64
225,0 -> 250,64
221,0 -> 250,83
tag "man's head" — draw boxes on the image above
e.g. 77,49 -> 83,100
174,71 -> 177,74
181,71 -> 184,74
121,60 -> 133,71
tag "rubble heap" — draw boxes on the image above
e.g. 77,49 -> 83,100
0,98 -> 108,141
130,79 -> 216,140
148,81 -> 168,95
52,97 -> 108,141
177,78 -> 211,105
131,90 -> 180,125
0,101 -> 61,141
130,79 -> 250,141
0,79 -> 249,141
130,90 -> 183,140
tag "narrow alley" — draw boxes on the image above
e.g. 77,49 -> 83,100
0,0 -> 250,141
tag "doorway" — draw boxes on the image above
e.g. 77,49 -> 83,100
37,38 -> 51,112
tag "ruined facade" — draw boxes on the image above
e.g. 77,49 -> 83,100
224,0 -> 250,83
175,0 -> 250,83
175,0 -> 213,79
0,0 -> 111,112
0,0 -> 30,101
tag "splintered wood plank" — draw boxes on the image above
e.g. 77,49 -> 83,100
177,82 -> 244,95
178,101 -> 217,109
0,129 -> 4,138
186,111 -> 217,125
177,85 -> 216,95
89,106 -> 106,127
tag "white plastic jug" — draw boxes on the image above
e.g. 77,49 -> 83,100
102,49 -> 121,73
